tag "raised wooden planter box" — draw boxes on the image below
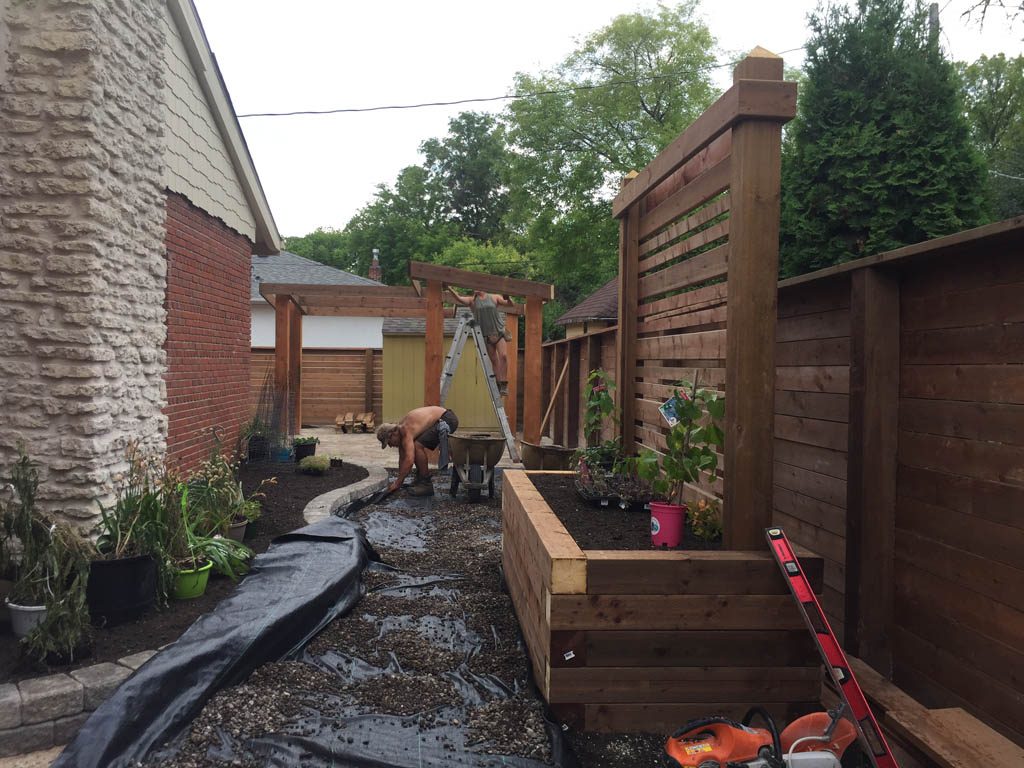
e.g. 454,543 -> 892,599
502,470 -> 826,733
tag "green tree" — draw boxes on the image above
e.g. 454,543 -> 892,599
959,53 -> 1024,219
421,113 -> 511,242
282,228 -> 348,267
433,239 -> 534,280
780,0 -> 987,276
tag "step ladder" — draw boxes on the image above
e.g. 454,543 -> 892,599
440,314 -> 520,462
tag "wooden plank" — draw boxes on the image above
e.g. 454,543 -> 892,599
637,365 -> 726,388
506,315 -> 519,434
424,280 -> 443,406
637,281 -> 728,318
928,709 -> 1024,767
548,666 -> 820,704
774,462 -> 846,509
548,594 -> 806,631
774,439 -> 847,481
902,280 -> 1024,331
509,472 -> 587,593
777,275 -> 852,318
774,414 -> 848,452
724,112 -> 785,549
261,283 -> 418,298
899,398 -> 1024,447
898,430 -> 1024,485
775,337 -> 849,367
274,295 -> 291,432
775,365 -> 850,394
897,495 -> 1024,570
773,485 -> 847,534
637,304 -> 727,335
772,509 -> 846,565
363,348 -> 374,412
895,528 -> 1024,613
901,364 -> 1024,405
287,299 -> 302,432
638,243 -> 729,299
638,195 -> 730,257
565,339 -> 581,449
583,702 -> 813,735
523,297 -> 545,443
634,329 -> 726,361
299,306 -> 427,318
639,220 -> 729,275
776,308 -> 850,342
617,202 -> 640,452
612,77 -> 797,217
774,390 -> 849,423
902,323 -> 1024,365
409,260 -> 554,300
638,159 -> 732,241
297,295 -> 426,310
896,464 -> 1024,530
584,549 -> 823,595
554,629 -> 816,668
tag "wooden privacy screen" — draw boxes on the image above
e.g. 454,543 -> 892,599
614,49 -> 796,548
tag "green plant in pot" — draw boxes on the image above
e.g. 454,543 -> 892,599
573,370 -> 626,503
3,451 -> 92,662
242,415 -> 270,461
292,435 -> 319,462
637,380 -> 724,548
167,483 -> 252,600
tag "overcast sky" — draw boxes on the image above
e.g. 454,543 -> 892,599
191,0 -> 1023,239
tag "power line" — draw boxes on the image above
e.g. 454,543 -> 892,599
237,48 -> 804,119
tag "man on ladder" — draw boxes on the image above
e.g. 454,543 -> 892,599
447,286 -> 514,396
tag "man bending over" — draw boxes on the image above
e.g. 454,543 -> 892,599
377,406 -> 459,496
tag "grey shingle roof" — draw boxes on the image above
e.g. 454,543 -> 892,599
383,312 -> 473,336
251,251 -> 382,302
555,278 -> 618,325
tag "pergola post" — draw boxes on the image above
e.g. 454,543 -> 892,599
506,316 -> 519,433
523,297 -> 544,443
723,50 -> 786,550
274,295 -> 292,435
424,279 -> 443,406
288,298 -> 302,433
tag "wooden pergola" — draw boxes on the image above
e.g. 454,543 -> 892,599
259,261 -> 554,446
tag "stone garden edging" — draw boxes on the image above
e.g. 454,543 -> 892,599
0,464 -> 387,760
302,465 -> 388,525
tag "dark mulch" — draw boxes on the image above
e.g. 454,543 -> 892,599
0,461 -> 367,684
530,473 -> 721,551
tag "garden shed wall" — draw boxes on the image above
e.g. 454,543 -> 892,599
0,0 -> 168,521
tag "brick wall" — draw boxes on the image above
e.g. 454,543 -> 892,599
164,193 -> 252,471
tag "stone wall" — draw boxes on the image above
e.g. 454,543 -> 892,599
0,0 -> 168,523
164,192 -> 252,472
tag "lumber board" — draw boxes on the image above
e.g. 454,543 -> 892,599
261,283 -> 419,298
773,484 -> 847,536
636,365 -> 726,388
776,308 -> 851,342
549,629 -> 817,668
897,240 -> 1024,300
582,702 -> 815,734
638,220 -> 729,275
900,364 -> 1024,404
774,439 -> 847,482
902,280 -> 1024,331
584,549 -> 822,595
774,414 -> 848,452
638,307 -> 726,336
638,243 -> 729,299
928,709 -> 1024,767
896,495 -> 1024,570
774,390 -> 849,423
638,281 -> 728,318
898,429 -> 1024,485
777,275 -> 852,317
409,260 -> 554,300
775,336 -> 849,367
548,594 -> 806,631
773,462 -> 846,508
547,666 -> 820,704
899,398 -> 1024,447
639,196 -> 730,257
902,323 -> 1024,365
771,509 -> 846,565
775,365 -> 850,394
896,465 -> 1024,530
634,329 -> 726,361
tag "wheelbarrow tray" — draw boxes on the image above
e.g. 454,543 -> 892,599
448,433 -> 506,501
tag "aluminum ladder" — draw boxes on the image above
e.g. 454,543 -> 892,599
440,313 -> 520,462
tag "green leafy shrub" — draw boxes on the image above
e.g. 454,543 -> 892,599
299,456 -> 330,475
690,498 -> 723,542
292,436 -> 320,446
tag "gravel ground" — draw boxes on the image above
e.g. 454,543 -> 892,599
143,472 -> 670,767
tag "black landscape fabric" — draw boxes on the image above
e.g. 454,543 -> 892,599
53,514 -> 372,768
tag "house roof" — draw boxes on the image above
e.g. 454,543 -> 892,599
251,252 -> 382,303
555,278 -> 618,326
383,313 -> 472,336
168,0 -> 281,254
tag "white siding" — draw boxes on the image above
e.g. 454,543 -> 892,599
251,304 -> 383,349
161,5 -> 257,241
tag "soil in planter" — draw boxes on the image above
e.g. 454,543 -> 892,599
530,474 -> 721,551
0,462 -> 368,684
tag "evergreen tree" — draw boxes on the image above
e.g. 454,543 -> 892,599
780,0 -> 987,276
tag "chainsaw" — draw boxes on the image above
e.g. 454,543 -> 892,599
666,703 -> 865,768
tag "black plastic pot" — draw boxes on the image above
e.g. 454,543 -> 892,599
86,555 -> 157,627
247,435 -> 269,461
294,442 -> 317,462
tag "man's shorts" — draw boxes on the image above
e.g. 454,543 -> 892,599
416,409 -> 459,450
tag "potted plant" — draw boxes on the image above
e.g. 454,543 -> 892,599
292,435 -> 319,462
637,379 -> 724,548
573,370 -> 628,504
167,483 -> 252,600
2,452 -> 92,662
242,416 -> 270,461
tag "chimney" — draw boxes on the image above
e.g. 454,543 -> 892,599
369,248 -> 382,283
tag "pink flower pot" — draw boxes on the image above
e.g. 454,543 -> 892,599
650,501 -> 686,548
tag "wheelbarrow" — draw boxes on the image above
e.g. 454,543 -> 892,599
447,433 -> 506,502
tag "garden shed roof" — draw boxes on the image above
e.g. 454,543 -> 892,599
555,278 -> 618,326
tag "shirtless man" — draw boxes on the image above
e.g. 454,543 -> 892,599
377,405 -> 459,496
448,287 -> 514,396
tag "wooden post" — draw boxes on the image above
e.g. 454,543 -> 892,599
566,339 -> 582,449
424,280 -> 443,406
845,267 -> 899,672
723,50 -> 786,550
553,344 -> 566,445
523,296 -> 544,443
287,299 -> 302,433
364,348 -> 374,413
506,313 -> 519,435
274,295 -> 292,434
616,174 -> 640,453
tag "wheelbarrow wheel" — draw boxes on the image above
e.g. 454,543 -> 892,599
450,467 -> 459,497
468,464 -> 483,503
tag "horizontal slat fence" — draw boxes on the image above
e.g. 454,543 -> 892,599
252,348 -> 382,426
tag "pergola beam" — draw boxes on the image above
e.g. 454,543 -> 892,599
409,261 -> 554,301
260,283 -> 419,298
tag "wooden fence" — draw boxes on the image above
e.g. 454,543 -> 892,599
540,215 -> 1024,745
251,348 -> 382,426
